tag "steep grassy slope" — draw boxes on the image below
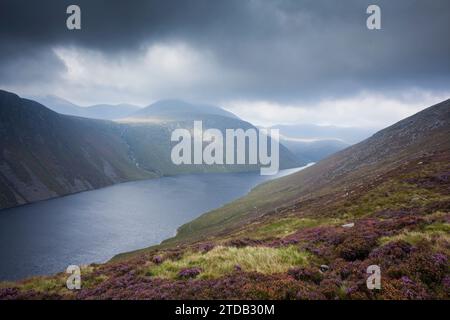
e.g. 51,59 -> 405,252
165,99 -> 450,244
1,100 -> 448,300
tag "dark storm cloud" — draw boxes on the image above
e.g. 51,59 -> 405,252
0,0 -> 449,103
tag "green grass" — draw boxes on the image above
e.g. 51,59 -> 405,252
424,221 -> 450,233
146,245 -> 310,279
237,217 -> 342,240
339,180 -> 448,218
378,221 -> 450,253
21,277 -> 63,293
12,264 -> 99,296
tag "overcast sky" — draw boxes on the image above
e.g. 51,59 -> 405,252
1,0 -> 449,128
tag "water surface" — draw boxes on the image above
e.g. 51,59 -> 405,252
0,167 -> 307,280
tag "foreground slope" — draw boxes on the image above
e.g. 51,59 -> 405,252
1,99 -> 449,300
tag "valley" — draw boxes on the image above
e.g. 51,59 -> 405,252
1,0 -> 448,304
1,98 -> 448,299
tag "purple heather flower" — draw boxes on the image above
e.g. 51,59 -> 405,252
152,255 -> 163,264
199,243 -> 215,253
178,267 -> 202,279
442,275 -> 450,290
432,253 -> 447,265
401,276 -> 414,285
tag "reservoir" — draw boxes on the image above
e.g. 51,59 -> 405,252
0,166 -> 309,280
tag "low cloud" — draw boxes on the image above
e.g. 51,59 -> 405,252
225,90 -> 450,128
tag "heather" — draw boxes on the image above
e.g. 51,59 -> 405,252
1,204 -> 448,299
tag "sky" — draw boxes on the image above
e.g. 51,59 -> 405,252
0,0 -> 449,128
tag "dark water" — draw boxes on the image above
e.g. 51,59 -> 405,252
0,167 -> 308,281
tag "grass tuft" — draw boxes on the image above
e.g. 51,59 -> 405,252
243,217 -> 342,239
147,245 -> 310,279
378,221 -> 450,253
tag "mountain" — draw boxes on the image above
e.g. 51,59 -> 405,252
269,124 -> 373,163
0,90 -> 155,209
280,137 -> 350,163
129,100 -> 353,167
1,99 -> 449,300
81,103 -> 141,120
126,99 -> 238,121
120,99 -> 302,173
31,97 -> 333,167
0,91 -> 301,209
31,95 -> 141,120
31,95 -> 85,117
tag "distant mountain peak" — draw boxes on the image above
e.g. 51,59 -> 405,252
129,99 -> 239,121
29,95 -> 141,120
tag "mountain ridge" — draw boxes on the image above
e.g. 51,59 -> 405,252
30,95 -> 142,120
128,99 -> 239,121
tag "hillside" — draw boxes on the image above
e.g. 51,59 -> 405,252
167,99 -> 450,243
0,90 -> 156,209
2,99 -> 448,300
